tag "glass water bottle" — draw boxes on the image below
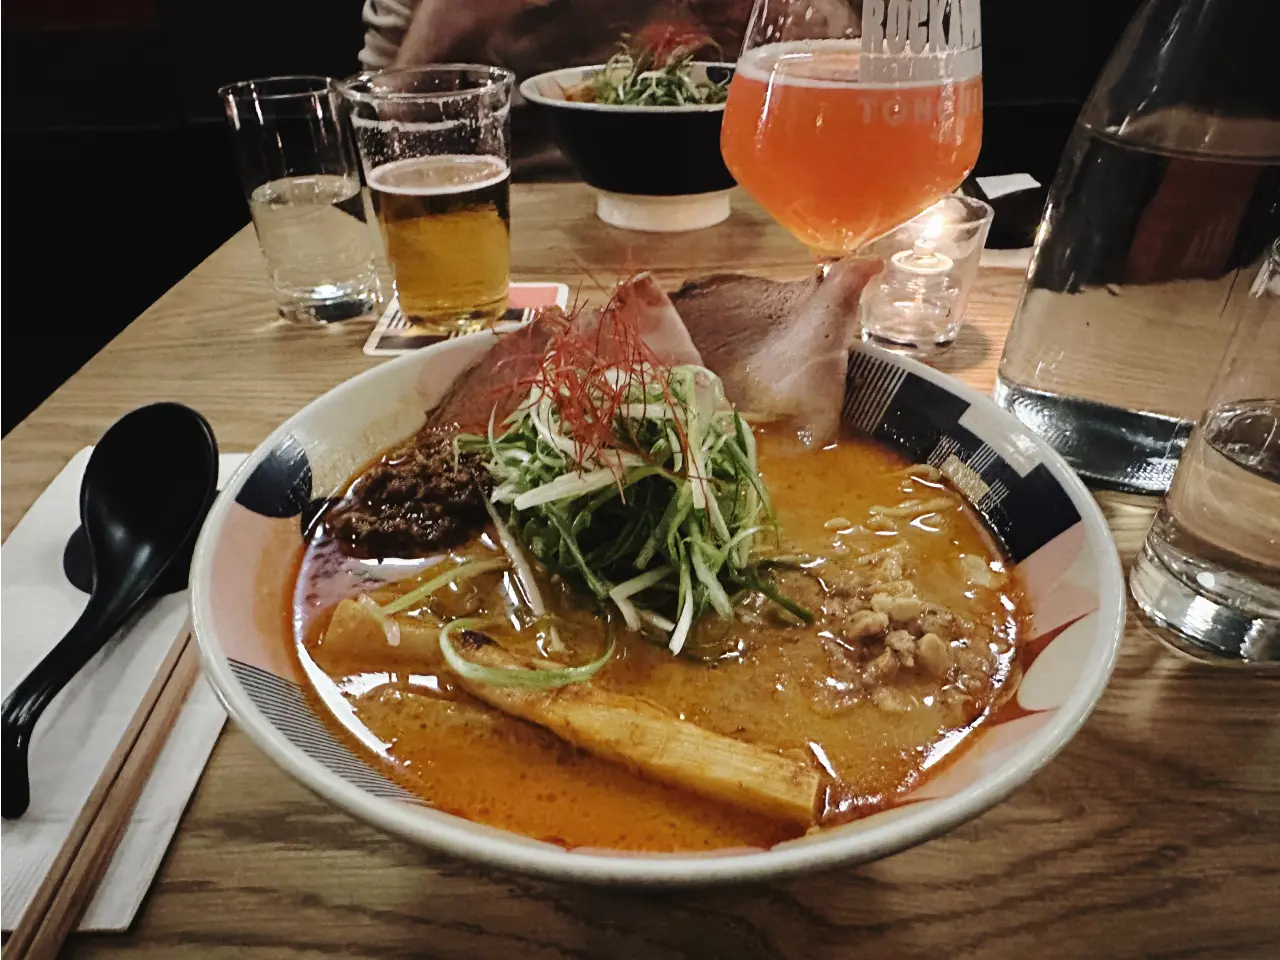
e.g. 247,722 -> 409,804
995,0 -> 1280,493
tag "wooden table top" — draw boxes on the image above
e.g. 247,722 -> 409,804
4,184 -> 1278,959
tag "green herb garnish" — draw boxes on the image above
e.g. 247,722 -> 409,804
575,28 -> 728,107
458,323 -> 809,656
440,617 -> 616,688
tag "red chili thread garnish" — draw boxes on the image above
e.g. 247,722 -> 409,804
502,276 -> 690,474
633,21 -> 716,68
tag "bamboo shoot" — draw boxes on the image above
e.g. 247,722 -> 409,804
450,635 -> 823,826
320,598 -> 442,664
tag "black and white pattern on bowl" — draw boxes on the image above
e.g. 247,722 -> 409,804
844,352 -> 1081,563
235,434 -> 313,520
230,660 -> 422,805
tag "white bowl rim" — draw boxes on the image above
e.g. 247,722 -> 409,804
519,62 -> 734,114
190,334 -> 1126,885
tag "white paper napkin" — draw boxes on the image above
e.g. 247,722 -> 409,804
1,448 -> 244,932
975,172 -> 1041,199
980,247 -> 1033,270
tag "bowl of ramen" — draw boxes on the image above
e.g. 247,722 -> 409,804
191,264 -> 1125,884
520,30 -> 736,232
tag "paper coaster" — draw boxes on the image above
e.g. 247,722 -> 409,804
363,283 -> 570,356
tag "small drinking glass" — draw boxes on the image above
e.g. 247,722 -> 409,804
1130,238 -> 1280,663
858,194 -> 994,357
221,76 -> 383,325
340,66 -> 515,336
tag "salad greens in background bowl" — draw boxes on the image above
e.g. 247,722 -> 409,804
521,31 -> 738,232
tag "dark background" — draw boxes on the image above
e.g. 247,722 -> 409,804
0,0 -> 1144,435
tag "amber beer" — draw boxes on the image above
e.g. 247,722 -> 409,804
368,154 -> 511,332
721,40 -> 982,256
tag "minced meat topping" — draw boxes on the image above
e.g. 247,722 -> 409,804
323,425 -> 491,560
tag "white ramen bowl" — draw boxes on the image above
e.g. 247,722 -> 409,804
190,334 -> 1125,884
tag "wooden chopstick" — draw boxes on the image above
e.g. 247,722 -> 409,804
5,622 -> 201,960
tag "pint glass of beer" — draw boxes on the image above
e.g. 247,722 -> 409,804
341,66 -> 515,334
721,1 -> 983,258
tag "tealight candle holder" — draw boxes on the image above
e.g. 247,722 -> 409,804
858,194 -> 994,358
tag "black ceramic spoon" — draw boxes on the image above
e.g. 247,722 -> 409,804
1,403 -> 218,819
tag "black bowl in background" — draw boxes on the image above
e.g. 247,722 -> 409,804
521,63 -> 738,231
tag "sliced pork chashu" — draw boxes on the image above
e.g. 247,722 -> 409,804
672,259 -> 880,445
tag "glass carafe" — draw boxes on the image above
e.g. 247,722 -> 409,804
995,0 -> 1280,494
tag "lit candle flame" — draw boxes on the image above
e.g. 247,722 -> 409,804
921,212 -> 946,242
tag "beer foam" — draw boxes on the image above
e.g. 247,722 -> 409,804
368,155 -> 510,195
736,39 -> 980,89
348,102 -> 511,134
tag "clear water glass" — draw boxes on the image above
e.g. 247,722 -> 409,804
221,76 -> 383,325
1130,238 -> 1280,663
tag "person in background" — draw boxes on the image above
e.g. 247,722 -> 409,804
359,0 -> 791,179
361,1 -> 756,75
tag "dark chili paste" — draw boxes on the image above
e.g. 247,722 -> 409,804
323,425 -> 491,559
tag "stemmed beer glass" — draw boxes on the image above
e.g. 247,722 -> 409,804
721,0 -> 984,258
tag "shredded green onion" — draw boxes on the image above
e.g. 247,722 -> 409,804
439,618 -> 616,688
353,557 -> 510,648
482,496 -> 564,653
356,594 -> 400,647
458,360 -> 810,656
582,44 -> 728,107
379,558 -> 509,617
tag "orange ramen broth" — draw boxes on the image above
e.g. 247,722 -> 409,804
294,429 -> 1027,853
